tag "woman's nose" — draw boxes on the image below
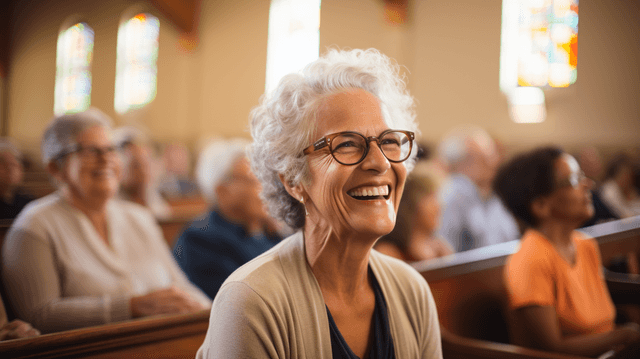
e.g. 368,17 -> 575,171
360,142 -> 390,172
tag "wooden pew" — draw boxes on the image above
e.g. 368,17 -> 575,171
413,216 -> 640,359
0,310 -> 210,358
158,196 -> 209,247
158,217 -> 193,247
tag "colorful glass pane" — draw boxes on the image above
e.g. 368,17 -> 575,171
54,22 -> 94,115
115,13 -> 160,114
517,0 -> 578,88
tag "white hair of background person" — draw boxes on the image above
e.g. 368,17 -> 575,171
41,107 -> 114,168
437,125 -> 497,170
195,138 -> 250,205
249,48 -> 419,230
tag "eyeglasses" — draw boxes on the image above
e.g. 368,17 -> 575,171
302,129 -> 415,166
58,144 -> 120,162
556,170 -> 588,189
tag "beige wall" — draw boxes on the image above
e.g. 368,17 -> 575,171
6,0 -> 640,162
321,0 -> 640,153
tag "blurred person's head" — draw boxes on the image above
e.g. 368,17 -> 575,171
438,125 -> 499,198
42,108 -> 121,206
577,145 -> 604,182
494,146 -> 594,230
163,142 -> 191,177
197,138 -> 270,231
381,170 -> 440,254
113,127 -> 153,194
604,153 -> 637,196
0,139 -> 25,196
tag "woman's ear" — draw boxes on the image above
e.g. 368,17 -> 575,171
278,173 -> 306,202
530,196 -> 551,223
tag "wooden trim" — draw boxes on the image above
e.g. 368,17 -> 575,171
149,0 -> 197,33
414,216 -> 640,282
0,310 -> 210,358
441,326 -> 589,359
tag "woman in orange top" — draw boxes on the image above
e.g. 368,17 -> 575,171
493,147 -> 640,357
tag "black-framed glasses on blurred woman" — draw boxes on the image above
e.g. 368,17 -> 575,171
56,144 -> 120,163
302,129 -> 415,166
556,170 -> 588,189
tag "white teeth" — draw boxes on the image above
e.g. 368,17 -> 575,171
348,185 -> 390,198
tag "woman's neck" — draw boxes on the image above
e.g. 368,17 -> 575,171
122,185 -> 147,207
535,220 -> 574,246
303,224 -> 373,300
62,187 -> 110,243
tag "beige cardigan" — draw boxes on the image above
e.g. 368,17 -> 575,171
197,231 -> 442,358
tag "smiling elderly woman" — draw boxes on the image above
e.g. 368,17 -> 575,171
1,108 -> 210,334
197,49 -> 442,359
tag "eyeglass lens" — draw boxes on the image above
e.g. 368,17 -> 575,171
330,131 -> 411,165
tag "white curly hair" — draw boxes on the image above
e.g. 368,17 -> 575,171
250,48 -> 419,229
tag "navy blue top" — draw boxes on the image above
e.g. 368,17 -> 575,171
326,268 -> 395,359
173,209 -> 281,299
0,191 -> 33,219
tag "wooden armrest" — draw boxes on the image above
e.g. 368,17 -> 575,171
440,326 -> 590,359
605,269 -> 640,305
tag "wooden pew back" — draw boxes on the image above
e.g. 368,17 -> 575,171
0,310 -> 210,358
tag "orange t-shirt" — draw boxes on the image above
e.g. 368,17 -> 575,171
504,229 -> 615,336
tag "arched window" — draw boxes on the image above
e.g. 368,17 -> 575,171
500,0 -> 578,123
114,13 -> 160,114
265,0 -> 321,93
54,22 -> 94,115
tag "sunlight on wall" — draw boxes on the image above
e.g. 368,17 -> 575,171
265,0 -> 321,94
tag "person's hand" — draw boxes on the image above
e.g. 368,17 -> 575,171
130,286 -> 205,318
0,320 -> 40,341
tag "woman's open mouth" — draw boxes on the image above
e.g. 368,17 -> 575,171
347,185 -> 391,201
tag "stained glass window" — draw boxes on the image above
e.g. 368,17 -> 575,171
265,0 -> 321,93
500,0 -> 578,123
501,0 -> 579,90
114,13 -> 160,114
54,22 -> 94,115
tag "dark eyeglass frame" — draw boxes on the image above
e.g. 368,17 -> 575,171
55,144 -> 120,162
302,129 -> 415,166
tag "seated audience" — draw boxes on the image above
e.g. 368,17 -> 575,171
494,146 -> 640,357
0,292 -> 39,341
158,142 -> 198,198
1,108 -> 210,334
437,126 -> 519,251
600,153 -> 640,218
375,168 -> 453,262
114,126 -> 172,219
197,48 -> 442,358
173,138 -> 282,299
0,139 -> 33,219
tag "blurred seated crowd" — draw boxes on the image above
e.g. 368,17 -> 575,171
0,106 -> 639,357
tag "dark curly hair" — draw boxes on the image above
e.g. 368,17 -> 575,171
493,146 -> 564,228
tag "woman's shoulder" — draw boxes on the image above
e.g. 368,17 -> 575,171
506,230 -> 554,271
10,193 -> 66,229
219,235 -> 298,297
